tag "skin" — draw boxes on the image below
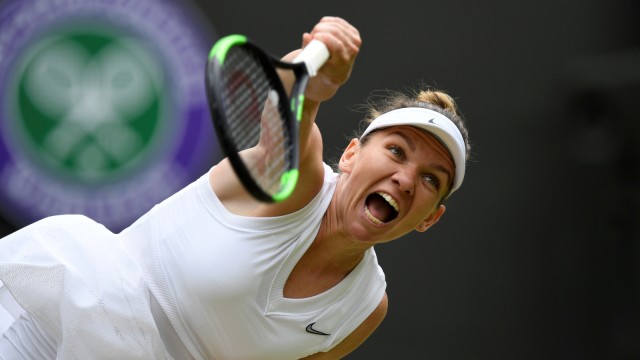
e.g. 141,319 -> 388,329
209,17 -> 455,359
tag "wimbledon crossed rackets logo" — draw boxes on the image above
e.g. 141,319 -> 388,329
15,34 -> 162,182
0,0 -> 218,231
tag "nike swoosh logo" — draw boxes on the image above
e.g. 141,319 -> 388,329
428,118 -> 437,124
306,322 -> 330,336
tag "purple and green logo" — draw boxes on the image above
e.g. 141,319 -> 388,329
0,0 -> 219,231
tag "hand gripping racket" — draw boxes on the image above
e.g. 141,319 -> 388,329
206,36 -> 329,202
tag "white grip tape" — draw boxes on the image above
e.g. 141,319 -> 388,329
293,39 -> 329,77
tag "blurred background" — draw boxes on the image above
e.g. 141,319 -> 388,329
0,0 -> 638,358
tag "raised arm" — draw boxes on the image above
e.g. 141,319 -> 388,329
278,17 -> 361,211
210,17 -> 361,216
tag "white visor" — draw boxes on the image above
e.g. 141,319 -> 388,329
360,107 -> 466,195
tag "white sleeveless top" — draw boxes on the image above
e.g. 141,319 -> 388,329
122,163 -> 387,359
0,164 -> 387,359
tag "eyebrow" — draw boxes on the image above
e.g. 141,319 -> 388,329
390,131 -> 416,151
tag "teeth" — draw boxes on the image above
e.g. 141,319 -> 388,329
364,192 -> 399,225
377,192 -> 398,212
365,207 -> 384,225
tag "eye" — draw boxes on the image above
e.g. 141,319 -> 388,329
422,174 -> 441,190
388,145 -> 403,157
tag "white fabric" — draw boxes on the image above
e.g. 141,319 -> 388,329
0,164 -> 387,359
121,163 -> 386,359
0,313 -> 56,360
0,282 -> 25,335
0,216 -> 169,359
360,107 -> 466,194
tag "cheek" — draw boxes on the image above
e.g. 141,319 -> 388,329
412,192 -> 441,218
357,149 -> 391,169
351,153 -> 379,173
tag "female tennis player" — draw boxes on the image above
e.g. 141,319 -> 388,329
0,16 -> 471,359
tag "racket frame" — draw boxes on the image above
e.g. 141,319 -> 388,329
206,35 -> 312,202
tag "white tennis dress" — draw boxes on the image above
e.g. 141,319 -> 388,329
0,164 -> 386,359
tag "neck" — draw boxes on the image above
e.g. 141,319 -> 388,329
283,178 -> 370,299
309,176 -> 371,273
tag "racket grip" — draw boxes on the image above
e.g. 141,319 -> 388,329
293,39 -> 329,77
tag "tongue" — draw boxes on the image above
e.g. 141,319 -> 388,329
367,194 -> 393,222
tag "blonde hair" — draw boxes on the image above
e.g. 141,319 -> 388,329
358,87 -> 471,161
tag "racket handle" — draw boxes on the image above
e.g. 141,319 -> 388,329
293,39 -> 329,77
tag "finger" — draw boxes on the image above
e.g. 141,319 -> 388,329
310,22 -> 360,49
311,17 -> 360,42
309,23 -> 361,60
301,32 -> 313,47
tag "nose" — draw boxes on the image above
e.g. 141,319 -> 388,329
391,165 -> 416,196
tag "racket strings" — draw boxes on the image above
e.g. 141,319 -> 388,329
224,64 -> 290,181
222,47 -> 294,194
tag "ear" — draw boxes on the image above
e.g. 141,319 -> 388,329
415,204 -> 446,233
338,138 -> 360,174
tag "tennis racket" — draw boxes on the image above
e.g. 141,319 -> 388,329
206,35 -> 329,203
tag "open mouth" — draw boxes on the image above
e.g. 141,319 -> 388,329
364,192 -> 399,225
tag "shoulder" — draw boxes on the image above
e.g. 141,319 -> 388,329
360,292 -> 388,334
209,157 -> 334,217
365,292 -> 388,331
